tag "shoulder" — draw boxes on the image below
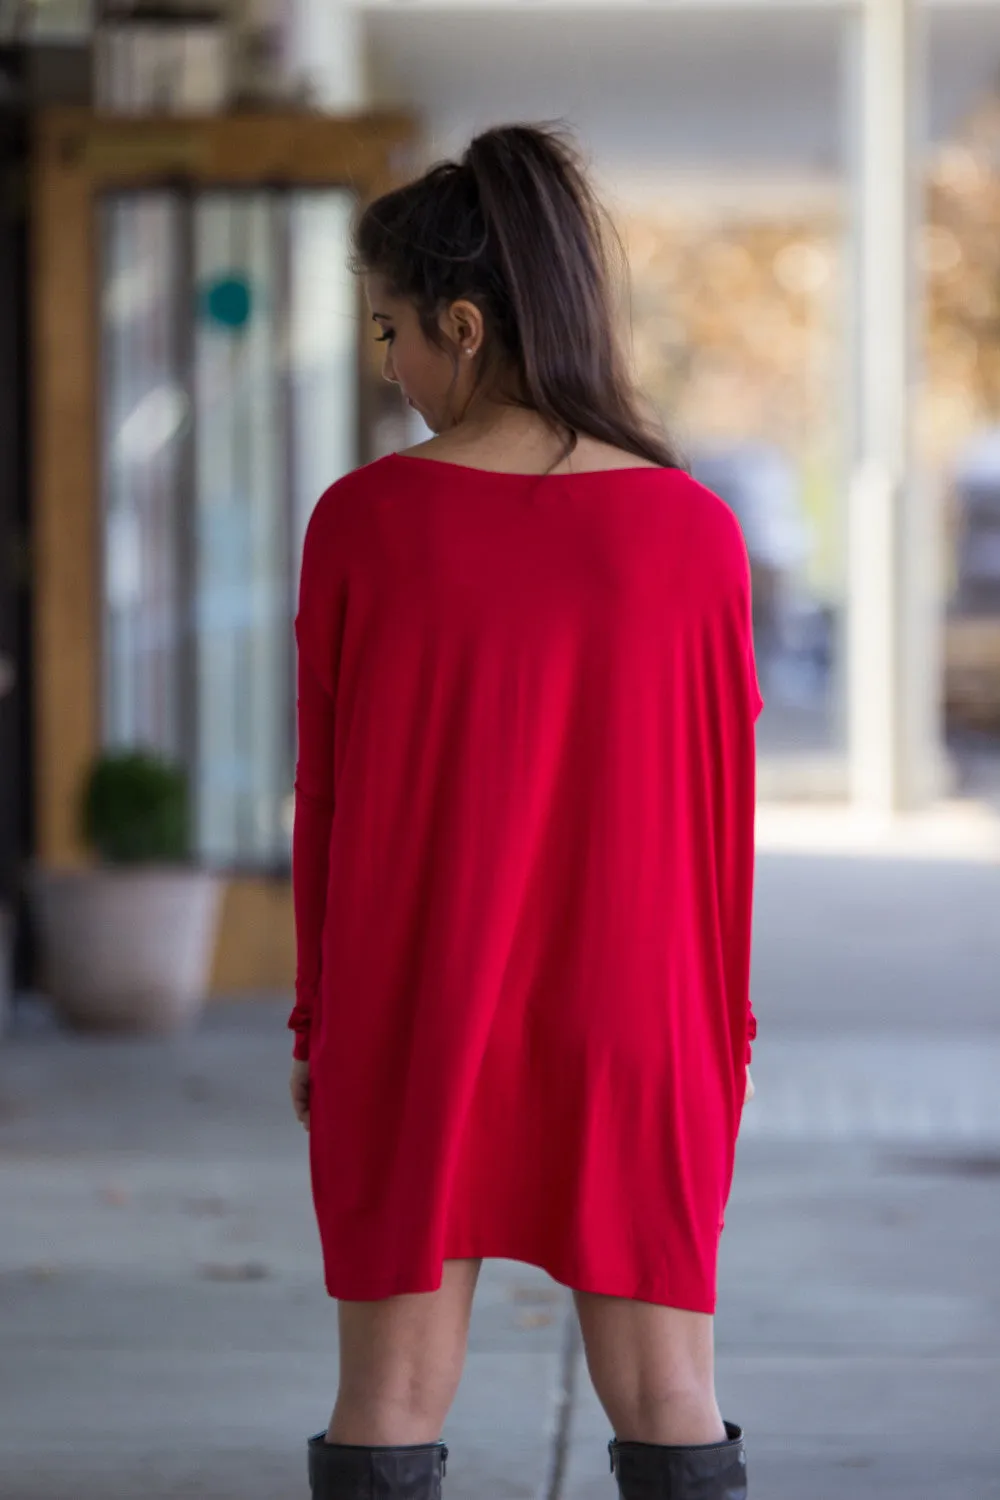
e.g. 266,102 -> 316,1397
304,456 -> 396,545
311,454 -> 396,514
299,458 -> 397,602
665,470 -> 752,582
649,471 -> 754,625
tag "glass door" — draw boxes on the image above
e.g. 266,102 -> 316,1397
99,187 -> 357,868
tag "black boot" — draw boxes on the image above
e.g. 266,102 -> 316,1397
307,1434 -> 449,1499
608,1422 -> 747,1499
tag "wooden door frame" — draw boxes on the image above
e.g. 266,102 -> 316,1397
30,107 -> 416,991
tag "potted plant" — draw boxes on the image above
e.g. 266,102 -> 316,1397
29,749 -> 222,1034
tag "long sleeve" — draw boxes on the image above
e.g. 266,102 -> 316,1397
288,637 -> 337,1062
709,503 -> 762,1073
288,489 -> 345,1064
744,564 -> 762,1067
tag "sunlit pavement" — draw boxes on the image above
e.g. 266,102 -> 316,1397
2,842 -> 999,1499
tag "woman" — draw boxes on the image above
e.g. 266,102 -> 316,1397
289,122 -> 760,1500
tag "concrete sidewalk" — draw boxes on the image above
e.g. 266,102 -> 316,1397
2,847 -> 1000,1499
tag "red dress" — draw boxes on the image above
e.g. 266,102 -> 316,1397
290,453 -> 760,1314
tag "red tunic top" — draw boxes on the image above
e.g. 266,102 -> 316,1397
290,453 -> 760,1313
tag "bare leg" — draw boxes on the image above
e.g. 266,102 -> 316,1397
327,1258 -> 483,1446
574,1291 -> 727,1446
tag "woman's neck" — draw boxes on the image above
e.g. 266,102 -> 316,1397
401,413 -> 660,476
431,404 -> 573,468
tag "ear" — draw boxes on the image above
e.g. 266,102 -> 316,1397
440,298 -> 485,359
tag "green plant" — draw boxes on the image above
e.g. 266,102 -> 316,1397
81,750 -> 191,865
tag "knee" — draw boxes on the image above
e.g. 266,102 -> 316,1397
585,1356 -> 721,1447
630,1373 -> 715,1417
605,1379 -> 724,1447
332,1370 -> 452,1444
593,1363 -> 712,1415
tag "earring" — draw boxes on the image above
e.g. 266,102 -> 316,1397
465,348 -> 474,357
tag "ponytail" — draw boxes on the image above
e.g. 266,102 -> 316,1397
354,122 -> 684,471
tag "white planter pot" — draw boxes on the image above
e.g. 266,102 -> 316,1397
28,867 -> 222,1035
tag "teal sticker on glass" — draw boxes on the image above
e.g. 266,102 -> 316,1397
201,275 -> 253,331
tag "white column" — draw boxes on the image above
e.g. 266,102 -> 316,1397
285,0 -> 366,112
845,0 -> 940,813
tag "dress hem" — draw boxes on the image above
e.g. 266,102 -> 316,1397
323,1247 -> 716,1316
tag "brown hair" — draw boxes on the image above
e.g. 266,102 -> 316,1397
353,122 -> 685,471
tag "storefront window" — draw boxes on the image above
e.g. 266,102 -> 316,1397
100,188 -> 357,867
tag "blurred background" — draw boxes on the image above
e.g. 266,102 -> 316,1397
1,2 -> 1000,1498
2,0 -> 1000,991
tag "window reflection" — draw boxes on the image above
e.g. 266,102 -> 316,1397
100,188 -> 357,867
